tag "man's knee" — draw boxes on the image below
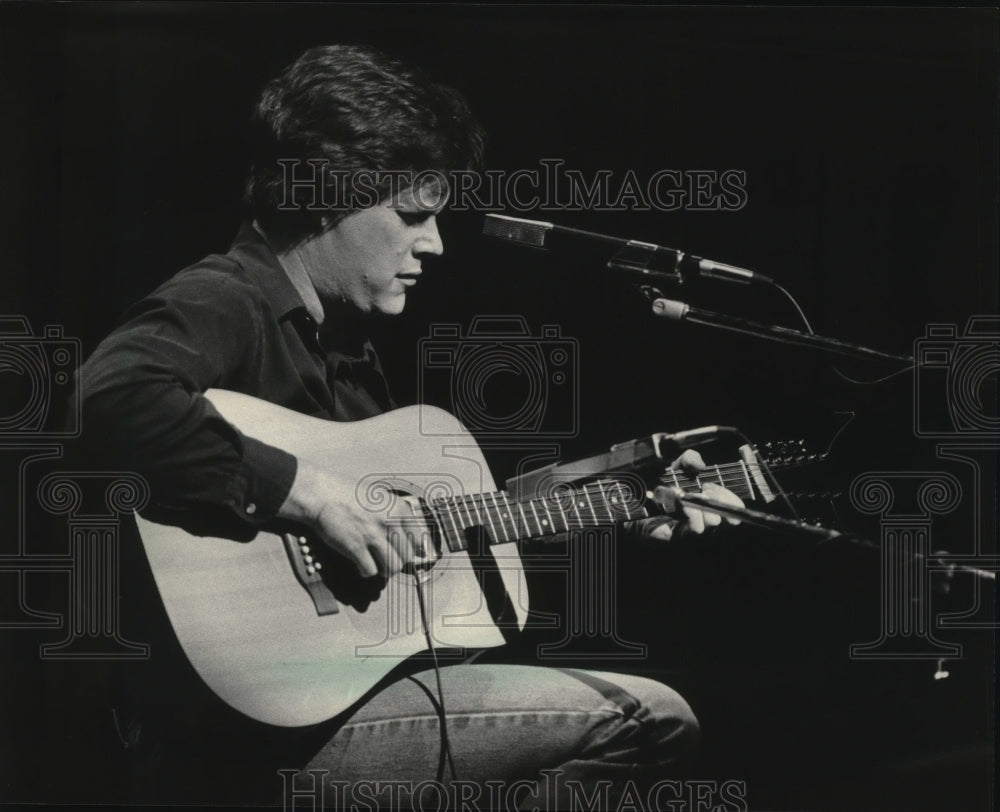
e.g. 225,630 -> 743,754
596,671 -> 701,761
645,681 -> 700,758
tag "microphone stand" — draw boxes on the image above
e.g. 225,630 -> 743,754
676,492 -> 842,542
678,493 -> 996,583
650,298 -> 914,365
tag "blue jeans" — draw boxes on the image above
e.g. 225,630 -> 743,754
293,664 -> 699,810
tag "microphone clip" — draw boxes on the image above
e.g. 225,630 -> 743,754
608,241 -> 684,285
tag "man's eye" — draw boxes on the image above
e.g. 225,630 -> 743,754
397,210 -> 431,225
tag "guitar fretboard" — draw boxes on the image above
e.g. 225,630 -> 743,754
427,459 -> 763,551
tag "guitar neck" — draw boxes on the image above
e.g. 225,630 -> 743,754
428,459 -> 765,551
661,461 -> 760,502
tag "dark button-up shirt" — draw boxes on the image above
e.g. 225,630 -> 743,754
76,222 -> 395,538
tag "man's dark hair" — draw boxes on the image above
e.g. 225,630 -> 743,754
245,44 -> 485,250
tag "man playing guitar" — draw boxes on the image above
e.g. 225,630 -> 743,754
76,44 -> 744,809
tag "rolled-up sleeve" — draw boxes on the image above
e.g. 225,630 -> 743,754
77,269 -> 297,538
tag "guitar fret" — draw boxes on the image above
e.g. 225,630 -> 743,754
539,498 -> 555,533
438,500 -> 465,551
489,492 -> 511,542
468,494 -> 485,527
528,500 -> 547,535
619,485 -> 642,519
516,501 -> 531,538
571,493 -> 584,530
583,488 -> 599,524
613,481 -> 632,520
669,470 -> 682,490
506,493 -> 518,538
716,463 -> 735,493
603,482 -> 617,521
739,461 -> 754,499
476,493 -> 499,541
552,496 -> 569,532
501,493 -> 520,540
596,481 -> 612,522
455,496 -> 475,529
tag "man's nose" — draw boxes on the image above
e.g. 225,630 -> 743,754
416,215 -> 444,256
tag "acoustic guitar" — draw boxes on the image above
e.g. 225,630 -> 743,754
136,389 -> 784,727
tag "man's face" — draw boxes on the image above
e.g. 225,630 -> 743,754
305,179 -> 447,316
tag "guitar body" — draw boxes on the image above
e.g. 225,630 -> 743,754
136,390 -> 528,728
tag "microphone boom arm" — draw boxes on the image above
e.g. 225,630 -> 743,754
651,298 -> 914,364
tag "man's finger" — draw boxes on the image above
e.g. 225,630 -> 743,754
346,543 -> 380,578
671,449 -> 705,475
630,516 -> 678,541
652,485 -> 683,516
702,482 -> 745,525
682,505 -> 706,534
368,535 -> 404,578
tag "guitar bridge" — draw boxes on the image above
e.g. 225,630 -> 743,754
282,532 -> 339,616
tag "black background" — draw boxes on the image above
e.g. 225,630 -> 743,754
0,4 -> 997,810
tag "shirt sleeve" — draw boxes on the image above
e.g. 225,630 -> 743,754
76,267 -> 297,539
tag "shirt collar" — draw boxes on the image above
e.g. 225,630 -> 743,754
228,221 -> 378,367
228,221 -> 309,321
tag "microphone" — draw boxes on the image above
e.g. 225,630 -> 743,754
482,213 -> 772,284
692,258 -> 772,285
482,213 -> 683,283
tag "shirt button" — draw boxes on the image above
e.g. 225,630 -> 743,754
245,502 -> 257,515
